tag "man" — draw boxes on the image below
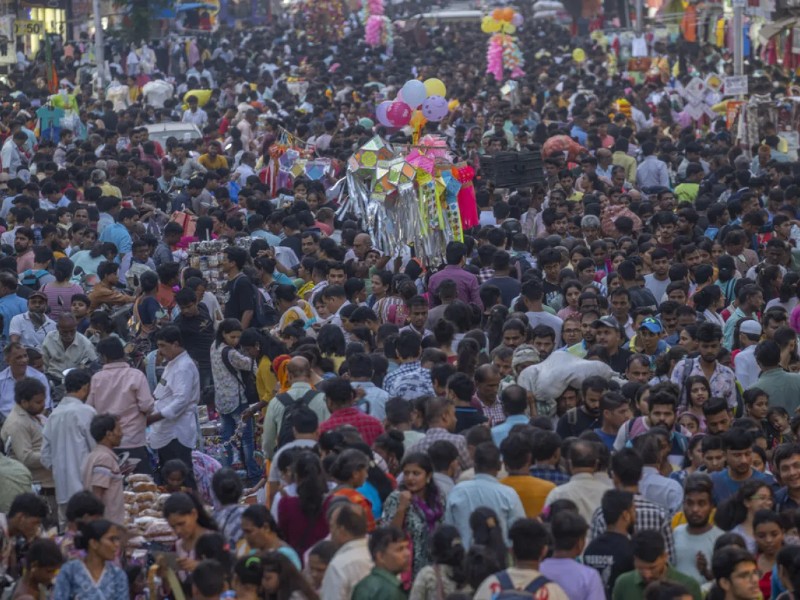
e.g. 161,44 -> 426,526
173,288 -> 215,392
427,241 -> 482,308
0,378 -> 54,512
595,392 -> 632,450
18,245 -> 54,289
81,413 -> 125,524
0,272 -> 28,346
88,337 -> 154,474
119,239 -> 157,290
557,376 -> 608,439
521,279 -> 563,346
40,369 -> 95,525
491,385 -> 530,446
593,316 -> 633,374
710,547 -> 761,600
733,320 -> 763,389
751,340 -> 800,415
1,131 -> 28,175
321,502 -> 373,600
319,377 -> 383,446
500,433 -> 555,518
539,510 -> 605,600
612,138 -> 637,184
182,95 -> 208,127
671,322 -> 737,411
617,261 -> 657,310
543,440 -> 612,522
774,443 -> 800,512
481,250 -> 521,308
348,353 -> 388,421
473,364 -> 505,426
146,326 -> 199,489
723,285 -> 763,350
703,398 -> 733,436
584,490 -> 636,598
9,291 -> 56,350
261,356 -> 329,459
636,141 -> 671,190
0,451 -> 31,514
88,261 -> 136,310
42,314 -> 98,381
474,518 -> 569,600
407,396 -> 472,468
634,432 -> 684,516
382,331 -> 435,401
674,473 -> 724,585
350,527 -> 410,600
0,343 -> 50,418
711,428 -> 775,505
98,206 -> 136,256
589,447 -> 676,562
612,530 -> 702,600
444,442 -> 525,547
153,221 -> 182,267
265,407 -> 319,502
222,246 -> 256,328
644,248 -> 671,302
0,493 -> 48,580
530,430 -> 571,485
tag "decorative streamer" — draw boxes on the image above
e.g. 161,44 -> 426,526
482,8 -> 526,80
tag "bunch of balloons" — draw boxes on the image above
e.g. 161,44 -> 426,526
376,78 -> 450,129
363,0 -> 391,48
482,7 -> 525,80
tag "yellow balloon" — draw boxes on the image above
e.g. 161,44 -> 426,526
424,78 -> 447,98
448,99 -> 460,111
481,16 -> 494,33
572,48 -> 586,63
501,22 -> 516,34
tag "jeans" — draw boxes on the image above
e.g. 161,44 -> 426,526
220,403 -> 260,483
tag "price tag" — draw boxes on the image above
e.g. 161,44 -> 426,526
14,20 -> 43,36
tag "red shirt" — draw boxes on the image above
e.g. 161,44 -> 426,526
277,495 -> 330,556
319,407 -> 384,447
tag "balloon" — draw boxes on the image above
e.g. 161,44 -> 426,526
421,95 -> 448,122
376,101 -> 393,127
387,101 -> 412,127
423,78 -> 447,98
399,79 -> 426,108
511,13 -> 523,26
501,7 -> 514,21
572,48 -> 586,63
501,23 -> 516,34
483,17 -> 501,33
492,8 -> 502,19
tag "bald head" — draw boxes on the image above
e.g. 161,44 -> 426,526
569,440 -> 599,473
353,233 -> 373,258
287,356 -> 312,380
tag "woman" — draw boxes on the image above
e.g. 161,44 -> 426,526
210,318 -> 259,483
469,507 -> 507,570
239,504 -> 301,570
41,258 -> 82,320
758,265 -> 783,304
669,434 -> 706,487
261,551 -> 319,600
767,272 -> 800,314
409,525 -> 470,600
233,555 -> 263,600
131,271 -> 166,337
163,492 -> 218,574
754,509 -> 785,599
53,520 -> 128,600
433,319 -> 458,364
273,284 -> 316,336
316,324 -> 346,374
10,538 -> 63,599
715,480 -> 774,554
743,388 -> 769,425
382,452 -> 445,577
306,541 -> 336,594
276,452 -> 330,556
682,375 -> 711,431
374,274 -> 410,325
328,449 -> 376,532
557,280 -> 582,320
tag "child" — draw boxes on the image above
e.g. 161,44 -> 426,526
678,412 -> 701,436
191,559 -> 228,600
71,293 -> 91,334
82,414 -> 125,524
701,435 -> 726,474
766,407 -> 796,448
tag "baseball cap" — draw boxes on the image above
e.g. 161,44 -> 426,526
592,315 -> 622,332
638,317 -> 663,334
28,291 -> 47,301
740,320 -> 762,337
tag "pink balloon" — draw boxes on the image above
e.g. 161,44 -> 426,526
421,95 -> 448,122
376,101 -> 393,127
387,101 -> 412,127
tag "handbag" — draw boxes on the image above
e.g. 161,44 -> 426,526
221,347 -> 260,405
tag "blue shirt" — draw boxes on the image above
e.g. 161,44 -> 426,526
711,468 -> 776,505
444,473 -> 526,547
0,293 -> 28,341
491,414 -> 529,447
98,222 -> 132,256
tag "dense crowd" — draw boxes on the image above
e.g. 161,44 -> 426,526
2,5 -> 800,600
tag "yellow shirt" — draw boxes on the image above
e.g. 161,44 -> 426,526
500,474 -> 556,518
198,154 -> 229,170
255,356 -> 277,403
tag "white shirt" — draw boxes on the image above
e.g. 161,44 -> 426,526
182,108 -> 208,127
320,538 -> 373,600
9,312 -> 57,349
734,345 -> 760,390
673,524 -> 724,584
142,80 -> 175,108
149,350 -> 199,450
40,396 -> 96,504
0,366 -> 52,417
0,139 -> 25,175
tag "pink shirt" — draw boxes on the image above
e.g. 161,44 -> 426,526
87,362 -> 154,448
82,444 -> 126,525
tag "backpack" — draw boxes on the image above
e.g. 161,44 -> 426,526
276,389 -> 319,448
20,269 -> 49,290
221,347 -> 259,405
493,570 -> 551,600
233,275 -> 277,329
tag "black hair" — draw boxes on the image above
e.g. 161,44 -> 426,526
89,413 -> 118,443
192,560 -> 226,598
163,492 -> 218,531
195,532 -> 233,573
211,468 -> 243,505
75,519 -> 115,551
469,507 -> 508,568
367,526 -> 406,560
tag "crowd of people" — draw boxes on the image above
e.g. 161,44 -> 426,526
2,4 -> 800,600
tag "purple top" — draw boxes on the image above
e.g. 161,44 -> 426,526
539,557 -> 606,600
428,265 -> 483,309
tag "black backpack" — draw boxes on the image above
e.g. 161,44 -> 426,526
276,389 -> 318,448
20,269 -> 49,291
234,276 -> 277,329
493,570 -> 551,600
